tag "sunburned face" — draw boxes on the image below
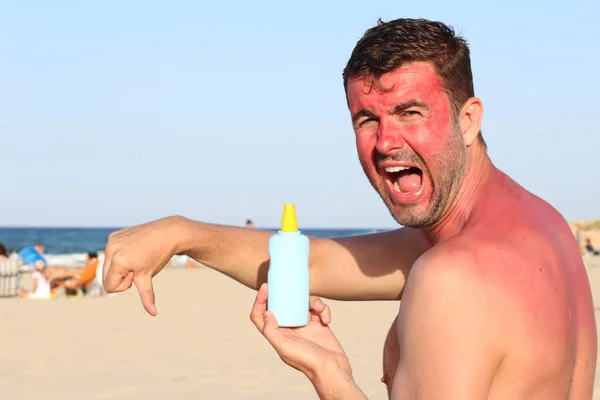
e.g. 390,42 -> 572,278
346,62 -> 468,227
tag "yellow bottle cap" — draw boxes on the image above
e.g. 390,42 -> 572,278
280,203 -> 299,232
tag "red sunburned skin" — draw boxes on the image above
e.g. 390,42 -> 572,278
347,62 -> 454,215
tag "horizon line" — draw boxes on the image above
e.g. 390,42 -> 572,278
0,225 -> 398,230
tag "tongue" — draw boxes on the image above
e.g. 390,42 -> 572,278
398,170 -> 423,193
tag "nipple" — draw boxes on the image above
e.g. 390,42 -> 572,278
280,203 -> 298,232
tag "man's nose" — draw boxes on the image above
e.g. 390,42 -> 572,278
375,121 -> 405,156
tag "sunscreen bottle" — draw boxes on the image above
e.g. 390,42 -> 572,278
267,203 -> 310,327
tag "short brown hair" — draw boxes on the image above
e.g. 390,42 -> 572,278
343,18 -> 485,146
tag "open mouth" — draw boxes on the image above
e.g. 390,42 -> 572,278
384,166 -> 424,194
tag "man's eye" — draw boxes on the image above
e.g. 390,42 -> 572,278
359,118 -> 377,127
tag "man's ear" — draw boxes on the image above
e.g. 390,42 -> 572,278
459,97 -> 484,147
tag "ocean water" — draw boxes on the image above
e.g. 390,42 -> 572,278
0,227 -> 389,267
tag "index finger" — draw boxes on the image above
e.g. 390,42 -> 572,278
133,274 -> 157,316
310,296 -> 331,325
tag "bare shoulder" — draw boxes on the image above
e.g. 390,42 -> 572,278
406,239 -> 513,308
402,233 -> 534,338
394,243 -> 510,398
402,237 -> 518,341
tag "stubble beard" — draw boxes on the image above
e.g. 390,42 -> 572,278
362,125 -> 468,228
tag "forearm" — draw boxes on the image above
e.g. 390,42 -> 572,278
176,218 -> 325,290
312,369 -> 368,400
174,218 -> 429,300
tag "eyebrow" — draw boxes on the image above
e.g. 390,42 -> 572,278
352,100 -> 430,124
391,100 -> 430,114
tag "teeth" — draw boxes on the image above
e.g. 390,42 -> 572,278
385,166 -> 410,173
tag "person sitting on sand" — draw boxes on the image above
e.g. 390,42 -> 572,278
19,258 -> 52,299
18,242 -> 48,269
53,252 -> 100,295
0,243 -> 22,297
584,238 -> 599,256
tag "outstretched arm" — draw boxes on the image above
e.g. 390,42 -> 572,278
179,218 -> 430,300
102,216 -> 431,315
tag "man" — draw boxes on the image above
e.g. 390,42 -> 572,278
0,243 -> 22,297
53,252 -> 100,295
584,238 -> 599,256
18,242 -> 47,269
102,18 -> 596,399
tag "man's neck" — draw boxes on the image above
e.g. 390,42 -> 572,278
425,143 -> 493,244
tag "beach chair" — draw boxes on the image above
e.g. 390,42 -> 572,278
0,257 -> 21,298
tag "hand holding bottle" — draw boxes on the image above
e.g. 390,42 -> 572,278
250,283 -> 351,381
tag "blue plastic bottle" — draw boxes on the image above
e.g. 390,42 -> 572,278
267,203 -> 310,327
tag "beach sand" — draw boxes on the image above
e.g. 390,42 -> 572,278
1,259 -> 600,400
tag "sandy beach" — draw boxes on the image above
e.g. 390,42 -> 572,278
2,258 -> 600,400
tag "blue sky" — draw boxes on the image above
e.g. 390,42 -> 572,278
1,0 -> 598,228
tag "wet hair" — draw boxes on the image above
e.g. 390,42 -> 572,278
343,18 -> 486,147
0,243 -> 7,257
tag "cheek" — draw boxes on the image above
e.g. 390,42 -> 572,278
355,133 -> 373,160
405,121 -> 452,156
355,135 -> 380,175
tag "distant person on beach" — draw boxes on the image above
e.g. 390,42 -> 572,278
101,18 -> 596,399
18,242 -> 47,269
584,238 -> 599,256
11,242 -> 52,299
245,219 -> 255,229
0,243 -> 22,297
53,252 -> 100,295
18,258 -> 52,299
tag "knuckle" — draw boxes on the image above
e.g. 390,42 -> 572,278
103,282 -> 115,292
104,242 -> 117,256
110,251 -> 127,267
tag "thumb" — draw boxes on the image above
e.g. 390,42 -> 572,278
262,311 -> 282,344
134,274 -> 157,316
263,310 -> 279,329
263,311 -> 279,334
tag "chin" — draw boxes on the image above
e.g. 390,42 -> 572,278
388,204 -> 433,228
377,189 -> 439,228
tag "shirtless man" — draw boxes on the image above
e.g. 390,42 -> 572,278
102,18 -> 597,399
